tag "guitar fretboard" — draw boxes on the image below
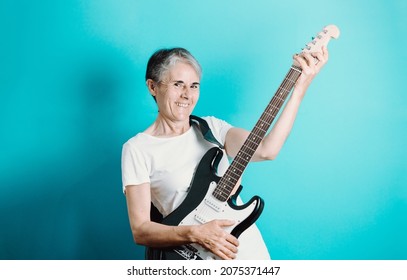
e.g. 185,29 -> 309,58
213,65 -> 302,202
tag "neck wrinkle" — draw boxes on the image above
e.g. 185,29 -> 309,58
149,115 -> 190,137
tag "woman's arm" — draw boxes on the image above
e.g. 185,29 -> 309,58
225,47 -> 329,161
125,183 -> 239,259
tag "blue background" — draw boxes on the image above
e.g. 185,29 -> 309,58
1,0 -> 406,260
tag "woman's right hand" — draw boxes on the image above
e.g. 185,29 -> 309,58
191,219 -> 239,260
125,184 -> 239,259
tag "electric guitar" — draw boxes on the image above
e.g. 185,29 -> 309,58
147,25 -> 340,260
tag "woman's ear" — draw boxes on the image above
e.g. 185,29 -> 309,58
146,79 -> 157,97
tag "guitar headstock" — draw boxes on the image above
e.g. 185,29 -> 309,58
302,24 -> 340,54
293,25 -> 340,68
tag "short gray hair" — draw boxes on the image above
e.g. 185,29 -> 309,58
145,48 -> 202,83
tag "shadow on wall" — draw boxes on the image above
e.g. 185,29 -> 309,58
0,41 -> 147,260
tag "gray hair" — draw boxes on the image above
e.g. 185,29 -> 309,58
145,47 -> 202,83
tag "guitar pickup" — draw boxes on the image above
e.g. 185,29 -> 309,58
193,197 -> 224,224
194,214 -> 207,224
204,197 -> 222,212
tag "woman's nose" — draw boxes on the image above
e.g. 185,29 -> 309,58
180,85 -> 190,98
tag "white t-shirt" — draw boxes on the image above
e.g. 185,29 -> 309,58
121,116 -> 270,260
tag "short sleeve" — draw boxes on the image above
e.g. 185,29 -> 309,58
121,140 -> 150,193
202,116 -> 233,145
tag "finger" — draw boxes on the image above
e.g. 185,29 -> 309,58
314,46 -> 328,64
293,53 -> 311,69
294,54 -> 313,75
314,52 -> 324,62
309,52 -> 322,67
303,52 -> 317,66
219,245 -> 237,260
217,219 -> 236,227
225,233 -> 239,247
216,249 -> 235,260
310,51 -> 328,73
293,53 -> 305,64
210,241 -> 236,260
322,45 -> 329,60
225,240 -> 239,254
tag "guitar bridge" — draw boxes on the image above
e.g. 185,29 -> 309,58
174,245 -> 199,260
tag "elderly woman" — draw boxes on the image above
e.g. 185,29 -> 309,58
122,47 -> 328,260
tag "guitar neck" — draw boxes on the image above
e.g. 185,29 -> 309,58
213,65 -> 303,201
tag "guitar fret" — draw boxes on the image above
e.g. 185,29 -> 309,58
238,150 -> 252,160
235,158 -> 249,169
235,158 -> 250,168
225,169 -> 241,180
242,144 -> 257,153
233,160 -> 246,170
278,86 -> 290,93
275,96 -> 287,105
256,119 -> 269,130
215,182 -> 231,192
230,165 -> 244,176
219,180 -> 235,190
273,94 -> 285,102
231,165 -> 243,173
253,126 -> 267,137
255,126 -> 267,135
246,141 -> 260,152
286,77 -> 297,84
266,105 -> 277,115
253,127 -> 267,137
264,111 -> 275,120
258,116 -> 270,123
267,104 -> 280,113
249,133 -> 262,143
266,106 -> 279,115
214,184 -> 235,198
214,190 -> 229,201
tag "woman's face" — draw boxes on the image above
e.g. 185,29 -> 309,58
153,62 -> 200,122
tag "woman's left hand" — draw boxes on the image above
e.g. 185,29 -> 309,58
292,45 -> 329,97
